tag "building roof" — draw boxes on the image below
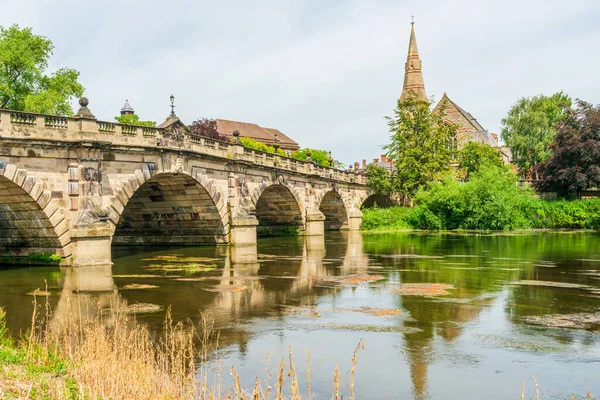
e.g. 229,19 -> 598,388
215,119 -> 299,150
120,100 -> 134,114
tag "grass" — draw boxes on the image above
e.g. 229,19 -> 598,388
0,291 -> 365,399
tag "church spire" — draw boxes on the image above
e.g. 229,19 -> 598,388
399,19 -> 428,103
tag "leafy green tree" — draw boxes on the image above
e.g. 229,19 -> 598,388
365,163 -> 395,195
500,92 -> 571,178
291,148 -> 333,167
457,141 -> 504,179
115,114 -> 156,127
384,95 -> 457,197
534,100 -> 600,199
0,24 -> 83,115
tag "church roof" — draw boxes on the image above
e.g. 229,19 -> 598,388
436,93 -> 498,146
120,100 -> 134,113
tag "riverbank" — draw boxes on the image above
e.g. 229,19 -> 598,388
361,198 -> 600,231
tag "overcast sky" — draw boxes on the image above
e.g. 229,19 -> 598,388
1,0 -> 598,164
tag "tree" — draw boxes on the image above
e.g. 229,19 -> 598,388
384,94 -> 457,197
188,118 -> 227,141
115,114 -> 156,127
0,24 -> 83,115
457,141 -> 504,179
533,100 -> 600,199
500,92 -> 571,178
365,163 -> 395,195
291,148 -> 333,167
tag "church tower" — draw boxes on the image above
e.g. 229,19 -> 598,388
399,20 -> 428,103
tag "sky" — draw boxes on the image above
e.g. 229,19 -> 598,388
1,0 -> 599,164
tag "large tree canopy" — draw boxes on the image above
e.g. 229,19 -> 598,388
0,24 -> 83,115
534,100 -> 600,199
500,92 -> 571,178
384,95 -> 457,197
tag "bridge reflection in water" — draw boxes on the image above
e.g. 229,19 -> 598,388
11,232 -> 600,399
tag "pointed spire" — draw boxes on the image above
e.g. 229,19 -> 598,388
399,19 -> 428,103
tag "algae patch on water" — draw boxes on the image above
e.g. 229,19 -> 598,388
475,334 -> 559,352
125,303 -> 162,314
25,289 -> 52,296
121,284 -> 159,290
203,284 -> 248,293
522,313 -> 600,330
512,280 -> 591,289
143,263 -> 217,274
392,283 -> 454,297
319,323 -> 420,334
335,307 -> 402,317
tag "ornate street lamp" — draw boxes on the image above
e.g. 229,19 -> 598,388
169,94 -> 176,117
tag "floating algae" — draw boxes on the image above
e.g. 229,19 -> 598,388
392,283 -> 454,297
121,284 -> 159,290
512,280 -> 591,289
141,255 -> 219,263
340,274 -> 384,284
25,289 -> 52,296
125,303 -> 161,314
319,323 -> 421,334
475,334 -> 559,352
522,313 -> 600,330
143,263 -> 217,274
334,306 -> 402,317
203,284 -> 248,293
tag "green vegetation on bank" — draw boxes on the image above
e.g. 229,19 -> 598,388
362,166 -> 600,231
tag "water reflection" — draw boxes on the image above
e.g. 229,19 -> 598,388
1,231 -> 600,399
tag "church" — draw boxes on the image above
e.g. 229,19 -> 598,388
400,21 -> 499,149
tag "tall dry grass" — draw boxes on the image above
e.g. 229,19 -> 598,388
8,289 -> 365,399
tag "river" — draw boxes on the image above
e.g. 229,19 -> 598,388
1,231 -> 599,399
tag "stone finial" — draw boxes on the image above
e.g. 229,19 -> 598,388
74,97 -> 96,119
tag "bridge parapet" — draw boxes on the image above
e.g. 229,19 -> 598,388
0,108 -> 363,185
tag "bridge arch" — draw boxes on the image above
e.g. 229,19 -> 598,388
112,171 -> 228,245
0,166 -> 70,258
318,190 -> 349,230
253,183 -> 304,236
361,193 -> 394,209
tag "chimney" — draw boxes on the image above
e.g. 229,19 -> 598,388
362,159 -> 366,167
381,154 -> 386,163
373,158 -> 379,163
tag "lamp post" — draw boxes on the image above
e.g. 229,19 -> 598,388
169,94 -> 176,117
272,133 -> 280,153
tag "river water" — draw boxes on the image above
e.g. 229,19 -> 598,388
1,231 -> 600,399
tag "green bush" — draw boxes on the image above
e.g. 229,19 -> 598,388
240,137 -> 286,156
360,164 -> 600,232
361,206 -> 413,230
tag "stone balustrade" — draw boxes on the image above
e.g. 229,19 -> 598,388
0,108 -> 363,184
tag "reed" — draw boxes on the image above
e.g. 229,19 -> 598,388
0,294 -> 367,400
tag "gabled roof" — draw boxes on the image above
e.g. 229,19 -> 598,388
437,93 -> 486,132
215,119 -> 299,149
435,93 -> 498,146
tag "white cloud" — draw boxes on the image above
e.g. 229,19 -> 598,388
1,0 -> 598,162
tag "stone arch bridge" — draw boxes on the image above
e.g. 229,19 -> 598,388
0,103 -> 379,266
